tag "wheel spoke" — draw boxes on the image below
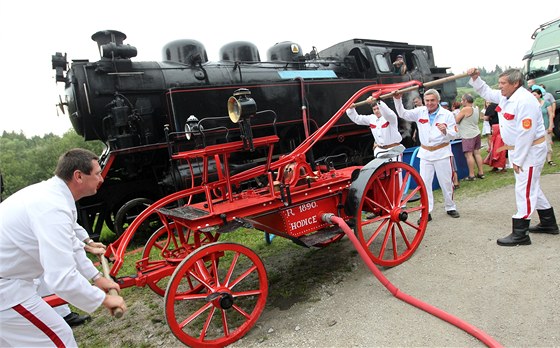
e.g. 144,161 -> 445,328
221,309 -> 230,337
363,195 -> 390,215
376,220 -> 393,258
200,306 -> 216,341
229,264 -> 258,290
391,224 -> 398,260
180,302 -> 213,328
395,222 -> 412,249
231,303 -> 251,320
365,218 -> 389,247
223,251 -> 241,286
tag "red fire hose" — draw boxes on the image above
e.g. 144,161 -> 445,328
322,214 -> 503,348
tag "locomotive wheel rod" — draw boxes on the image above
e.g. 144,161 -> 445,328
352,73 -> 469,108
321,213 -> 502,348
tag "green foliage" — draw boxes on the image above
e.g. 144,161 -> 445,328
453,65 -> 523,110
0,130 -> 105,198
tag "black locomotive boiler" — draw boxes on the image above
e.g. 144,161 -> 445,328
52,29 -> 457,239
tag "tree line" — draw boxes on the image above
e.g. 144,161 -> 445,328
0,130 -> 104,200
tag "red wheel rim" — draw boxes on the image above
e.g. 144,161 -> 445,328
142,222 -> 219,296
164,242 -> 268,347
355,161 -> 428,267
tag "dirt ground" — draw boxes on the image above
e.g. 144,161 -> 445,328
74,172 -> 560,347
229,172 -> 560,348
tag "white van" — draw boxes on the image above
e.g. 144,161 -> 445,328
523,18 -> 560,138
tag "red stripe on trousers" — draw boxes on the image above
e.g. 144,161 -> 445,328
523,167 -> 534,219
449,157 -> 455,197
12,304 -> 66,348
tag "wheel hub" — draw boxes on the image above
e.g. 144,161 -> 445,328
206,291 -> 234,310
390,207 -> 408,222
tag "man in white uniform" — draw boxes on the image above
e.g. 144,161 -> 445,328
346,98 -> 403,158
469,68 -> 559,245
37,225 -> 107,327
393,89 -> 460,222
0,149 -> 127,347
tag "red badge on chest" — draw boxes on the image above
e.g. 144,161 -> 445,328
418,119 -> 429,124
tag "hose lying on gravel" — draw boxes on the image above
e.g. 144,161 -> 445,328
323,213 -> 503,348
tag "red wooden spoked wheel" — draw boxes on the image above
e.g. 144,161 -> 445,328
141,222 -> 219,296
164,242 -> 268,347
355,161 -> 428,267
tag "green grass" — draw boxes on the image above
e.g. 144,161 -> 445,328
435,137 -> 560,202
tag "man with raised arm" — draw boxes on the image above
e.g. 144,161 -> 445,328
468,68 -> 559,246
393,89 -> 460,222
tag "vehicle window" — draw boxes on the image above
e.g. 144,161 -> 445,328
375,54 -> 391,73
528,51 -> 560,78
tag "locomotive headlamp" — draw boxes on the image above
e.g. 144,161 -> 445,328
227,88 -> 257,123
184,115 -> 203,140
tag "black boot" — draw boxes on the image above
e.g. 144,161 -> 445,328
529,207 -> 559,234
497,218 -> 531,246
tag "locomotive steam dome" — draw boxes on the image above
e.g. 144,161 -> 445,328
267,41 -> 303,61
219,41 -> 261,62
162,39 -> 208,65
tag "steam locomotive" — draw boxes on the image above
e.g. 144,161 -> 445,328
52,30 -> 457,239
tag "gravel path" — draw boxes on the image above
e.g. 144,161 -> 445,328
230,172 -> 560,347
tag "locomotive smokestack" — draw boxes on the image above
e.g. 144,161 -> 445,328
92,30 -> 126,48
91,30 -> 137,59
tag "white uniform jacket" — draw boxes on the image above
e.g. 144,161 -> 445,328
469,77 -> 547,167
393,98 -> 458,161
0,176 -> 106,313
346,101 -> 403,146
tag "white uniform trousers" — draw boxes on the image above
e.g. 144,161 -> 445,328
419,156 -> 456,213
513,163 -> 551,219
37,277 -> 72,318
0,294 -> 77,348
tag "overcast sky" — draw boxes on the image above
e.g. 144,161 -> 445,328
0,0 -> 557,137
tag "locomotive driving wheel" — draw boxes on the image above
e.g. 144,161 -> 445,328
164,242 -> 268,347
355,161 -> 428,267
114,197 -> 156,240
141,222 -> 219,296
